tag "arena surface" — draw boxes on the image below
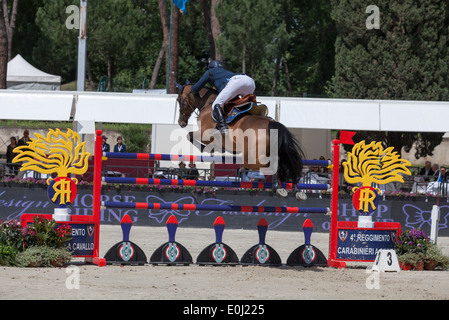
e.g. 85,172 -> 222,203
1,225 -> 448,300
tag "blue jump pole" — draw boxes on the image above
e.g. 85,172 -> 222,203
102,177 -> 329,191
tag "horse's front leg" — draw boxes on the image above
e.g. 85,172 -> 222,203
188,130 -> 208,153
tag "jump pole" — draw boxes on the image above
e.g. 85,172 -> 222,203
327,132 -> 356,268
102,177 -> 329,191
103,151 -> 331,167
102,201 -> 330,214
85,129 -> 104,265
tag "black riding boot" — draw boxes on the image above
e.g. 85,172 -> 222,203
212,104 -> 228,134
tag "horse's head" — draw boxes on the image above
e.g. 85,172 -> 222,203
175,81 -> 196,128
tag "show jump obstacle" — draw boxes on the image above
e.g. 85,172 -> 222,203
17,129 -> 406,268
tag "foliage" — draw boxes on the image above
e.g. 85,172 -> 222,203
395,228 -> 429,256
424,242 -> 449,270
0,219 -> 26,252
397,251 -> 424,266
119,124 -> 151,153
13,0 -> 337,96
216,0 -> 283,76
15,246 -> 72,268
329,0 -> 448,158
0,244 -> 18,266
0,217 -> 72,267
33,0 -> 78,83
25,216 -> 72,249
280,0 -> 337,96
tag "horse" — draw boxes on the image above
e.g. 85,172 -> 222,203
175,82 -> 306,199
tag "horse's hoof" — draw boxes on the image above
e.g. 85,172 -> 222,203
276,188 -> 288,198
295,191 -> 307,201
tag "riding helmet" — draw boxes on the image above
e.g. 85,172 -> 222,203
208,60 -> 224,69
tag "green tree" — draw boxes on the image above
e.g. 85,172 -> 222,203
215,0 -> 285,86
284,0 -> 336,96
88,0 -> 148,92
329,0 -> 449,158
33,0 -> 78,83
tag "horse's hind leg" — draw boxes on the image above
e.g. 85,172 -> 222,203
292,182 -> 308,201
270,176 -> 288,198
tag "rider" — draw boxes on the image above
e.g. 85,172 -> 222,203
191,60 -> 256,134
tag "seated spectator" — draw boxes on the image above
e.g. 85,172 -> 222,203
185,162 -> 199,180
419,161 -> 434,181
426,166 -> 449,195
176,162 -> 187,179
437,166 -> 449,182
432,164 -> 440,179
239,165 -> 265,182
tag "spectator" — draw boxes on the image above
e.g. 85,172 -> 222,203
419,161 -> 434,181
437,166 -> 449,182
431,164 -> 440,177
17,129 -> 32,147
6,137 -> 19,176
176,162 -> 187,179
17,129 -> 33,165
102,135 -> 110,152
239,165 -> 265,182
319,156 -> 326,173
307,162 -> 320,175
114,136 -> 127,153
185,162 -> 199,180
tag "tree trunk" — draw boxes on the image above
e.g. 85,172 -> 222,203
149,42 -> 166,89
157,0 -> 170,78
250,57 -> 255,79
168,7 -> 180,94
241,42 -> 246,74
282,56 -> 292,96
210,0 -> 222,61
0,4 -> 7,88
201,0 -> 215,59
271,55 -> 281,96
2,0 -> 18,61
86,56 -> 95,91
107,57 -> 113,92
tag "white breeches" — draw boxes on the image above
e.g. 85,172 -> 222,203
212,75 -> 256,109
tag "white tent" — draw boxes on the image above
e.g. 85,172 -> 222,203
7,54 -> 61,90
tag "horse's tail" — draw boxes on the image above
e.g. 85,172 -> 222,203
268,121 -> 305,183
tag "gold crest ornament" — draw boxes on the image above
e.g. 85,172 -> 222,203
343,141 -> 411,215
12,128 -> 90,207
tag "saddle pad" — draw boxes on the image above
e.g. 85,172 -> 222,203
212,102 -> 269,124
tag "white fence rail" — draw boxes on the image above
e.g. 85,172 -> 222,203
1,90 -> 448,132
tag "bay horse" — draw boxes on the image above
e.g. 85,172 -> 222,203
175,82 -> 306,198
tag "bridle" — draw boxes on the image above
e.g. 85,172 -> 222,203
177,84 -> 198,121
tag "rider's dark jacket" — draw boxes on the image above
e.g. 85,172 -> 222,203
191,67 -> 238,93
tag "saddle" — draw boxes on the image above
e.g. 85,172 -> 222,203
212,94 -> 269,124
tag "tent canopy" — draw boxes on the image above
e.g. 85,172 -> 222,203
7,54 -> 61,90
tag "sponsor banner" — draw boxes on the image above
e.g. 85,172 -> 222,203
0,187 -> 447,235
336,228 -> 398,261
67,223 -> 96,256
